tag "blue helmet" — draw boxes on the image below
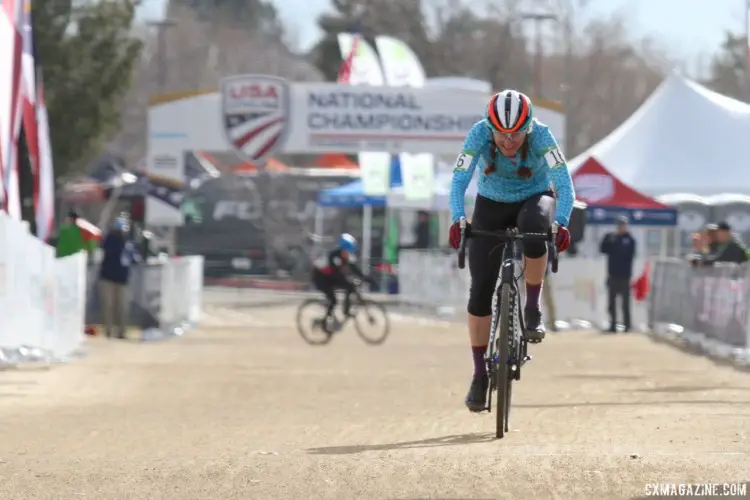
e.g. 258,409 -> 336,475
339,233 -> 358,253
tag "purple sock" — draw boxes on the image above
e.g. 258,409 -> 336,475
525,282 -> 542,310
472,345 -> 487,377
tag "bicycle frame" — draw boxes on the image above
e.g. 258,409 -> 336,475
486,237 -> 524,378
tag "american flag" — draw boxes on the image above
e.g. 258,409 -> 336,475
35,71 -> 54,241
0,0 -> 24,218
20,0 -> 53,240
21,0 -> 38,178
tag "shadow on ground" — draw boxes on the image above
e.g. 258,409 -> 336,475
307,432 -> 494,455
627,385 -> 750,394
561,373 -> 643,381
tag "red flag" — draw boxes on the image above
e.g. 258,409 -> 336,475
631,261 -> 651,302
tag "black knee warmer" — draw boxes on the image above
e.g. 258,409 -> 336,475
522,241 -> 548,259
467,283 -> 494,317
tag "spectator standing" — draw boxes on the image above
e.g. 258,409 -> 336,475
704,221 -> 749,265
599,216 -> 636,333
99,219 -> 140,339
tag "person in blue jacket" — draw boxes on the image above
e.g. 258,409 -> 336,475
599,216 -> 636,333
99,219 -> 140,339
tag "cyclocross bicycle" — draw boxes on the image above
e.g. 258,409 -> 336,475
296,278 -> 391,346
457,217 -> 558,439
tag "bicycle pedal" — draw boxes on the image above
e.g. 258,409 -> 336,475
523,355 -> 532,362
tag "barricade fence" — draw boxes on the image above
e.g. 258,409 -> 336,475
85,255 -> 205,341
397,249 -> 649,329
0,214 -> 87,364
649,259 -> 750,365
0,211 -> 205,366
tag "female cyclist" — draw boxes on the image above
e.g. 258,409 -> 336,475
448,89 -> 575,412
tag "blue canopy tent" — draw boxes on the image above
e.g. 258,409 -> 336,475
314,157 -> 402,270
318,179 -> 386,208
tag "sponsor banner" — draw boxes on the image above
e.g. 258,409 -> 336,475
586,206 -> 678,226
651,260 -> 750,348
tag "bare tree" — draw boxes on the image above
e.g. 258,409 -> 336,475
107,2 -> 322,167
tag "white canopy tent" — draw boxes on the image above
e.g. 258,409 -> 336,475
568,74 -> 750,196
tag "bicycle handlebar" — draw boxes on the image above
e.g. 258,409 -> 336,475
456,220 -> 559,274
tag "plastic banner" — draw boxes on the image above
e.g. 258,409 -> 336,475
399,153 -> 435,200
359,152 -> 391,196
336,33 -> 385,86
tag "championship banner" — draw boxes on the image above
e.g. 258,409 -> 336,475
148,77 -> 487,161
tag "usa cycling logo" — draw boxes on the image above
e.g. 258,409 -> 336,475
221,74 -> 291,165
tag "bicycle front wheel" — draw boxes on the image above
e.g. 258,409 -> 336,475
495,282 -> 515,439
354,300 -> 390,345
296,299 -> 334,346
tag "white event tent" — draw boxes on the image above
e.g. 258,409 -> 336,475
568,74 -> 750,196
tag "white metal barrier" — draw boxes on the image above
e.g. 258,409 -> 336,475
398,249 -> 469,311
0,213 -> 88,364
160,255 -> 204,329
398,249 -> 650,329
0,211 -> 207,362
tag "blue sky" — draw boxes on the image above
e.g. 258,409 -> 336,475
137,0 -> 744,62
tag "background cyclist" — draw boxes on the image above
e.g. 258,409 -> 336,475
312,233 -> 375,330
448,90 -> 575,412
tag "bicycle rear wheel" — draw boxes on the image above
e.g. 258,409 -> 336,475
495,282 -> 514,439
353,300 -> 390,345
296,299 -> 334,345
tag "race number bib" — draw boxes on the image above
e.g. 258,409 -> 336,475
453,152 -> 473,172
544,148 -> 566,168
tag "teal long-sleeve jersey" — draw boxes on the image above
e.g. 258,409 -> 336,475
450,119 -> 575,226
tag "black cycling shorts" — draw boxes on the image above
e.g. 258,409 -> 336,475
467,192 -> 555,316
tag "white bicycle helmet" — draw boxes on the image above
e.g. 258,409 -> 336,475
485,89 -> 534,134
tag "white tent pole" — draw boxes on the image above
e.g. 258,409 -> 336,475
313,205 -> 324,258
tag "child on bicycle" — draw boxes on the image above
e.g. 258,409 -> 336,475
312,233 -> 376,327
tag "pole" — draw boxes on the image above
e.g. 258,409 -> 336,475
520,13 -> 557,101
534,18 -> 543,99
147,20 -> 177,255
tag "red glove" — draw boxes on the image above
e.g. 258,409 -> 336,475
555,225 -> 571,253
449,220 -> 469,249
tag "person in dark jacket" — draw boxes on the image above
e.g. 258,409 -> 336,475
99,219 -> 140,339
599,216 -> 636,332
704,221 -> 749,265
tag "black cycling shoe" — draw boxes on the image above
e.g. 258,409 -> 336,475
524,307 -> 546,343
465,374 -> 488,412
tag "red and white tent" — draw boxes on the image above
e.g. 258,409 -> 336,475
571,157 -> 676,226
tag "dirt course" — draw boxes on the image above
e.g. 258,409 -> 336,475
0,305 -> 748,500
